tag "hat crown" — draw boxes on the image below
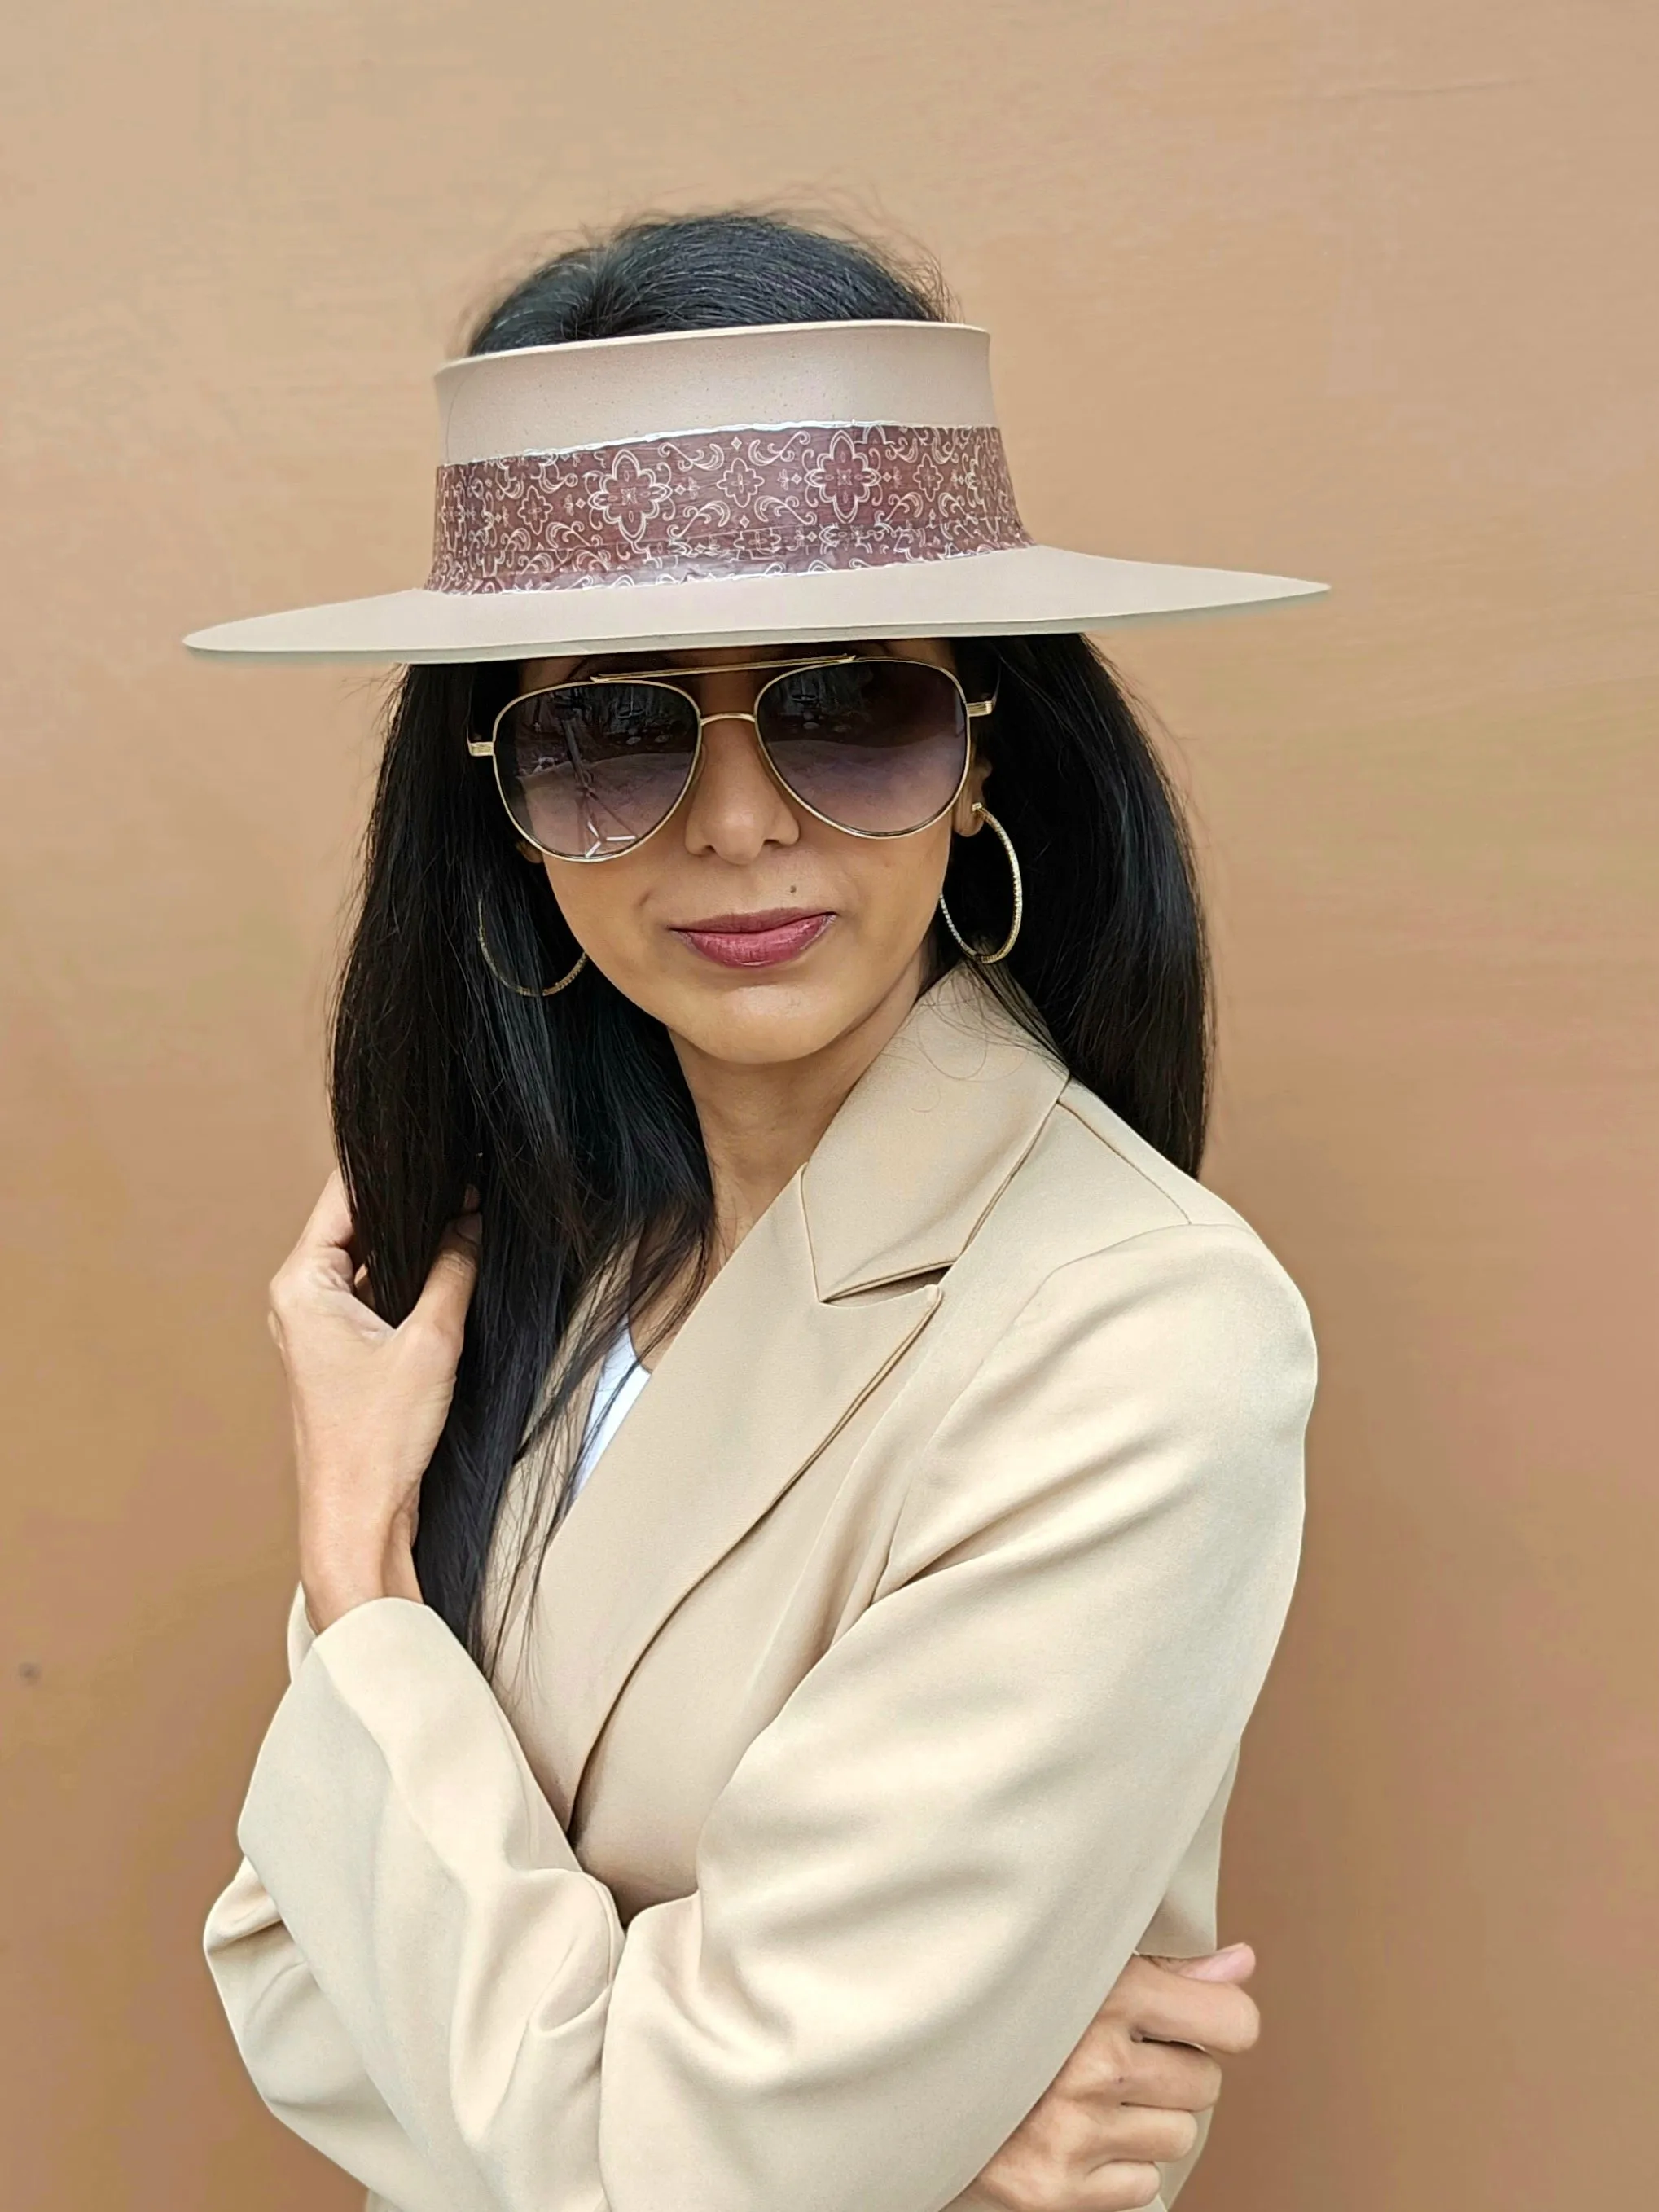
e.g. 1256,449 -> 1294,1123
433,319 -> 998,464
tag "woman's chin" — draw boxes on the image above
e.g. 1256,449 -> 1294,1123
662,994 -> 858,1069
647,965 -> 906,1072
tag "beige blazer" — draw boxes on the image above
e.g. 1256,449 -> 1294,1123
204,963 -> 1316,2212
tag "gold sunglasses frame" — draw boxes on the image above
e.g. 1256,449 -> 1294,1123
467,652 -> 995,863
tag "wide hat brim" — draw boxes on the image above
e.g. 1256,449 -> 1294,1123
183,544 -> 1325,665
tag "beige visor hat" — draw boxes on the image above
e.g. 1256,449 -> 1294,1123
182,318 -> 1325,665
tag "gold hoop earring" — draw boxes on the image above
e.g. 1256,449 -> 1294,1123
476,896 -> 587,998
938,804 -> 1023,966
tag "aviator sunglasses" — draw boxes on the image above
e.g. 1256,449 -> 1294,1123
468,652 -> 995,862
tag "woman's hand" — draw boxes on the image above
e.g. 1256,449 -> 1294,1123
961,1944 -> 1261,2212
267,1170 -> 481,1635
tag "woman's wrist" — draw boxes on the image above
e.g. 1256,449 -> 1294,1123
302,1532 -> 422,1635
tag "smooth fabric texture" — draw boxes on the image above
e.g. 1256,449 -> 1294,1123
203,964 -> 1317,2212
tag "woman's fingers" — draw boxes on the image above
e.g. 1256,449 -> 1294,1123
270,1170 -> 365,1312
1149,1942 -> 1255,1983
971,1943 -> 1261,2212
1077,2165 -> 1164,2212
297,1167 -> 359,1258
1113,1955 -> 1261,2055
406,1210 -> 482,1350
973,2151 -> 1170,2212
1096,2106 -> 1201,2162
1061,2018 -> 1221,2115
1111,2037 -> 1224,2114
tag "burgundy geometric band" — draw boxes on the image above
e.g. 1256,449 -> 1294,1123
428,423 -> 1029,593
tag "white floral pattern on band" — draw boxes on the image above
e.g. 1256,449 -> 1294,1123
428,424 -> 1029,593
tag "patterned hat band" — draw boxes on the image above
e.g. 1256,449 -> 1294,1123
427,423 -> 1029,594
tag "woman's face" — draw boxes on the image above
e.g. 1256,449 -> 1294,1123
512,638 -> 989,1069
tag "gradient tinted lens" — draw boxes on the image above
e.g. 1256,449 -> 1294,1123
756,661 -> 968,833
495,683 -> 699,858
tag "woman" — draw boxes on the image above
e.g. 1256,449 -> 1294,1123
194,214 -> 1322,2212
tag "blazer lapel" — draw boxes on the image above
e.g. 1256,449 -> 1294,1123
489,965 -> 1069,1824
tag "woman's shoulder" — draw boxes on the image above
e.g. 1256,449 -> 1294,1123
884,1069 -> 1317,1582
985,1072 -> 1313,1340
1045,1076 -> 1262,1234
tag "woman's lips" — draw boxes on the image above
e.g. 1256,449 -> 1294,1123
671,909 -> 835,968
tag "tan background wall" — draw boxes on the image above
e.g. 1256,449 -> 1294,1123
2,4 -> 1654,2207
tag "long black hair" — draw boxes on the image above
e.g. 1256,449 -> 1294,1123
329,213 -> 1214,1663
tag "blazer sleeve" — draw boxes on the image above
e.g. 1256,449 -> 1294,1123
204,1591 -> 463,2212
208,1222 -> 1314,2212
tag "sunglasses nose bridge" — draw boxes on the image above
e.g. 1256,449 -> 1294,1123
680,706 -> 803,827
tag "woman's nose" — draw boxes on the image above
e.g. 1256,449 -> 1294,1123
679,674 -> 800,860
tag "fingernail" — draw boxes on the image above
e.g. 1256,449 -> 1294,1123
1178,1943 -> 1253,1980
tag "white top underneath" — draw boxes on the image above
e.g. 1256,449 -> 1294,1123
567,1320 -> 650,1508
